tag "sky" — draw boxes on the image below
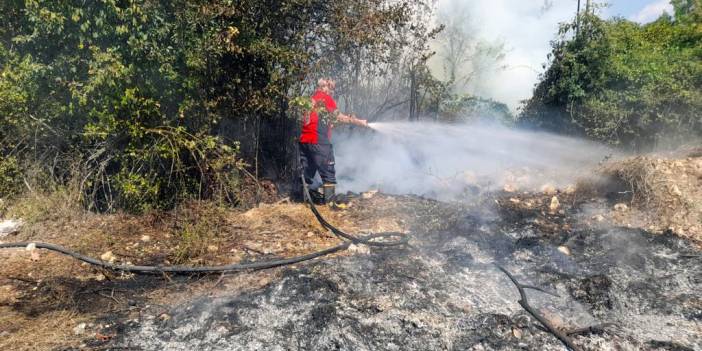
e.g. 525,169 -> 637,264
431,0 -> 675,112
607,0 -> 674,21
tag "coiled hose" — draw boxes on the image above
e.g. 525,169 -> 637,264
0,174 -> 408,274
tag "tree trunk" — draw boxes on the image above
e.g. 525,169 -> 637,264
409,68 -> 418,121
576,0 -> 581,37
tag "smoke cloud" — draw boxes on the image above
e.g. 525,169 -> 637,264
334,122 -> 614,200
430,0 -> 579,111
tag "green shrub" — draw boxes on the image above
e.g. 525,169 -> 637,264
83,125 -> 246,213
170,203 -> 227,264
0,157 -> 22,198
520,7 -> 701,150
0,0 -> 438,213
440,95 -> 513,125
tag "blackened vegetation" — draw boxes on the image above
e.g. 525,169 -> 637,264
113,194 -> 701,350
6,275 -> 160,318
568,274 -> 613,313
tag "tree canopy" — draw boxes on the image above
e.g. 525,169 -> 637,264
519,1 -> 701,150
0,0 -> 439,211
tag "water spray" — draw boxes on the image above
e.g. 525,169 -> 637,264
335,121 -> 615,198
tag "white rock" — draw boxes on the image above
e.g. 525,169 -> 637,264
73,323 -> 87,335
25,243 -> 36,251
100,251 -> 116,263
0,219 -> 23,237
614,203 -> 628,212
549,196 -> 560,212
557,246 -> 571,256
140,235 -> 151,242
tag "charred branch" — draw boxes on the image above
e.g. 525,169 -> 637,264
566,323 -> 616,337
495,264 -> 581,351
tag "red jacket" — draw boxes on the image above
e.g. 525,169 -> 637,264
300,90 -> 337,145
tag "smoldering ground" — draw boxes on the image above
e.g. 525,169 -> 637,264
334,122 -> 615,200
115,196 -> 702,351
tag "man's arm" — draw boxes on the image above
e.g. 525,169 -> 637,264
336,112 -> 368,127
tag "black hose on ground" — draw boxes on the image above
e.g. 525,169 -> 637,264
0,174 -> 408,275
301,174 -> 408,247
0,241 -> 351,273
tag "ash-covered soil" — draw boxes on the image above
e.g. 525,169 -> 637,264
113,194 -> 702,351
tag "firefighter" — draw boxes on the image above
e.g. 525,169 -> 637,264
299,78 -> 368,204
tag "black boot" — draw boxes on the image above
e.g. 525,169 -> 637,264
308,188 -> 325,205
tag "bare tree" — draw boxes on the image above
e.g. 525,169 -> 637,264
435,3 -> 505,94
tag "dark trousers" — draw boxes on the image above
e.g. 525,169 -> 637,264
299,143 -> 336,187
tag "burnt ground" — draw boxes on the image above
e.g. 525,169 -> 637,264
0,193 -> 418,350
1,183 -> 700,350
102,191 -> 701,351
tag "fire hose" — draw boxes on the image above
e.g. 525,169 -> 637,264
0,174 -> 408,274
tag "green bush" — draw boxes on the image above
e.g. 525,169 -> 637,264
440,95 -> 513,125
0,0 -> 435,212
520,3 -> 701,150
83,125 -> 245,213
0,157 -> 22,198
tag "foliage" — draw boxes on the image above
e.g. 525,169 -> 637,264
289,95 -> 340,125
439,95 -> 513,125
519,2 -> 702,150
168,201 -> 228,264
0,0 -> 437,212
325,1 -> 443,121
0,157 -> 22,198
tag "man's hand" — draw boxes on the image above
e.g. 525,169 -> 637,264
337,113 -> 369,127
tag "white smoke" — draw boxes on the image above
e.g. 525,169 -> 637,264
430,0 -> 580,111
334,122 -> 614,200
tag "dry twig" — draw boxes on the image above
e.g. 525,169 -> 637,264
495,264 -> 580,351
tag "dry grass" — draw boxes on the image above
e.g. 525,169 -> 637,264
0,309 -> 83,351
599,154 -> 702,243
0,189 -> 422,350
2,186 -> 83,225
